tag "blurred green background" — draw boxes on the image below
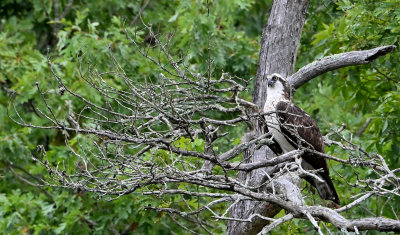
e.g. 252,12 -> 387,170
0,0 -> 399,234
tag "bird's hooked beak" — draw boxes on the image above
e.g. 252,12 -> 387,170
267,79 -> 275,87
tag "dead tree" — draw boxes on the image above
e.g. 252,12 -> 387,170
10,0 -> 400,234
227,1 -> 397,234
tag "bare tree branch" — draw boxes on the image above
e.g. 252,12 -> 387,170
288,45 -> 396,89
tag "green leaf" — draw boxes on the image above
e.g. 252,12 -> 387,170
54,222 -> 67,234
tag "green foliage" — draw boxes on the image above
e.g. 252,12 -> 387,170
0,0 -> 399,234
296,0 -> 400,232
0,0 -> 259,234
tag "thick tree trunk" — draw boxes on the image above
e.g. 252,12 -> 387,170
226,1 -> 309,234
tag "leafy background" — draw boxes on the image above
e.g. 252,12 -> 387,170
0,0 -> 399,234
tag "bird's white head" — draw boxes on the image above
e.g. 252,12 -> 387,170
265,73 -> 291,102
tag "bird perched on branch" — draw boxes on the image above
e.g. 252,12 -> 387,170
264,73 -> 340,205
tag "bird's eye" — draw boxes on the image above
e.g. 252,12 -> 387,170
272,76 -> 277,81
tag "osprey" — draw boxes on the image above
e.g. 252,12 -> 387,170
264,73 -> 340,205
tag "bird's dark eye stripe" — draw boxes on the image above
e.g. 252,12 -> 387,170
272,76 -> 277,81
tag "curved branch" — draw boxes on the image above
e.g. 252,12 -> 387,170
233,186 -> 400,233
288,45 -> 396,89
304,206 -> 400,233
226,150 -> 302,171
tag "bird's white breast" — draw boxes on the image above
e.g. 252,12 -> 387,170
264,89 -> 296,153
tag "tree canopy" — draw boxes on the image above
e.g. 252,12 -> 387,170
0,0 -> 399,234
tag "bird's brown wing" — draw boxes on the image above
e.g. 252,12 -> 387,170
275,101 -> 324,152
275,101 -> 340,204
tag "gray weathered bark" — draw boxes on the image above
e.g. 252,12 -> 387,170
288,45 -> 396,89
226,1 -> 310,234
